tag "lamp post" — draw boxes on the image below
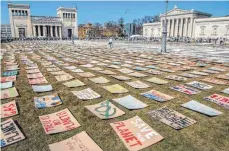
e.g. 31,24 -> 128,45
161,0 -> 168,53
71,4 -> 77,44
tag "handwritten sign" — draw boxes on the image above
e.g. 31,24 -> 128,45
170,84 -> 201,95
222,87 -> 229,94
141,89 -> 174,102
110,116 -> 163,151
128,72 -> 147,78
201,78 -> 228,85
3,70 -> 18,77
1,87 -> 19,99
204,94 -> 229,109
103,84 -> 128,94
77,72 -> 95,78
118,68 -> 134,74
55,74 -> 74,82
89,77 -> 110,84
26,69 -> 40,74
0,101 -> 18,118
148,107 -> 196,130
166,75 -> 187,81
85,100 -> 125,119
1,76 -> 16,82
28,77 -> 48,85
34,93 -> 62,108
27,73 -> 43,79
146,77 -> 168,85
1,118 -> 25,147
63,79 -> 85,88
126,80 -> 149,89
39,108 -> 80,134
186,81 -> 213,90
72,88 -> 101,100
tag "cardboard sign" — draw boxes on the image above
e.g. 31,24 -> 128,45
71,69 -> 84,73
99,70 -> 116,75
32,85 -> 53,92
170,85 -> 201,95
148,107 -> 196,130
202,69 -> 220,74
118,68 -> 134,74
179,73 -> 199,78
181,100 -> 222,116
3,70 -> 18,77
158,68 -> 175,73
186,81 -> 213,90
166,75 -> 187,81
85,100 -> 125,119
134,67 -> 147,71
201,77 -> 228,85
34,93 -> 62,108
108,65 -> 121,69
26,69 -> 40,74
141,89 -> 174,102
1,118 -> 25,147
55,74 -> 74,82
77,72 -> 95,78
204,94 -> 229,109
0,101 -> 18,118
146,69 -> 162,75
39,108 -> 80,134
128,72 -> 147,78
64,66 -> 77,70
222,87 -> 229,94
49,131 -> 103,151
190,71 -> 209,76
1,76 -> 16,82
0,82 -> 13,89
146,77 -> 168,85
27,73 -> 44,79
50,71 -> 67,75
126,80 -> 149,89
28,77 -> 48,85
89,77 -> 110,84
63,79 -> 85,88
208,67 -> 226,72
111,75 -> 131,81
72,88 -> 101,100
113,95 -> 148,109
103,84 -> 128,94
90,67 -> 103,71
1,87 -> 19,99
217,75 -> 229,80
110,116 -> 163,151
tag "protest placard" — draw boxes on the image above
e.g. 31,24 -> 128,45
126,80 -> 150,89
63,79 -> 85,88
0,82 -> 13,89
103,84 -> 128,94
28,77 -> 48,85
141,89 -> 174,102
204,94 -> 229,109
186,81 -> 213,90
170,84 -> 201,95
1,76 -> 16,82
34,93 -> 62,108
146,77 -> 168,85
0,101 -> 18,118
72,88 -> 101,100
1,87 -> 19,99
89,77 -> 110,84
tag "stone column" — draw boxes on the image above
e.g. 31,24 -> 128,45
171,19 -> 174,37
50,26 -> 53,37
167,19 -> 170,37
33,26 -> 36,37
59,26 -> 62,39
43,26 -> 46,37
180,18 -> 183,37
175,18 -> 179,37
189,17 -> 194,37
184,18 -> 188,37
55,26 -> 58,37
37,25 -> 41,37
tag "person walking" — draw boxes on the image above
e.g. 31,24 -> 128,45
108,38 -> 113,49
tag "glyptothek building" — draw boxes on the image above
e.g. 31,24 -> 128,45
8,3 -> 78,39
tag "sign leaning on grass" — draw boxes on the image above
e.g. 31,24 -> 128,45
39,108 -> 80,134
0,100 -> 18,118
85,100 -> 125,119
148,107 -> 197,130
1,118 -> 25,147
204,94 -> 229,109
49,131 -> 103,151
110,116 -> 163,151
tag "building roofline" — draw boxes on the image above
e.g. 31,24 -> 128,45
31,16 -> 60,18
57,7 -> 77,12
8,3 -> 30,9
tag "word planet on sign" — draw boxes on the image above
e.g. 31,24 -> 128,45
110,116 -> 163,151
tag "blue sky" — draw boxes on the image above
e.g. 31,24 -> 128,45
1,1 -> 229,25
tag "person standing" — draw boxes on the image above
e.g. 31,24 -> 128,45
108,38 -> 113,49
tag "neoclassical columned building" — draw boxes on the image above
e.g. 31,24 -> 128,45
143,5 -> 229,39
8,3 -> 78,38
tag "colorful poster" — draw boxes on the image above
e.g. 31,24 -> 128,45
99,70 -> 116,75
1,87 -> 19,99
146,77 -> 168,85
217,75 -> 229,80
55,74 -> 74,82
186,81 -> 213,90
3,70 -> 18,77
208,67 -> 226,72
49,131 -> 103,151
111,75 -> 131,81
28,77 -> 48,85
165,75 -> 187,81
125,80 -> 149,89
34,93 -> 62,108
181,100 -> 222,116
0,101 -> 18,118
221,87 -> 229,94
63,79 -> 85,88
179,73 -> 199,78
27,73 -> 43,79
103,84 -> 128,94
0,81 -> 13,89
39,108 -> 80,134
170,84 -> 201,95
1,118 -> 25,147
128,72 -> 147,77
26,69 -> 40,74
1,76 -> 16,82
148,107 -> 196,130
201,77 -> 228,85
113,95 -> 148,109
85,100 -> 125,119
141,89 -> 174,102
110,116 -> 163,151
204,94 -> 229,109
202,69 -> 220,74
72,88 -> 101,100
32,85 -> 53,92
77,72 -> 95,78
118,68 -> 134,74
146,69 -> 162,75
50,71 -> 67,75
71,69 -> 84,73
89,77 -> 110,84
190,71 -> 209,76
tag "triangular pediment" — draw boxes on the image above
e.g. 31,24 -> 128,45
160,8 -> 191,17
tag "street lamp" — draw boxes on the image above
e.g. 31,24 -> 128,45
161,0 -> 168,53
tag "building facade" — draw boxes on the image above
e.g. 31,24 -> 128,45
143,5 -> 229,39
8,3 -> 78,39
1,24 -> 11,39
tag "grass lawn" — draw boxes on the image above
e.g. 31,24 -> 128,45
1,42 -> 229,151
